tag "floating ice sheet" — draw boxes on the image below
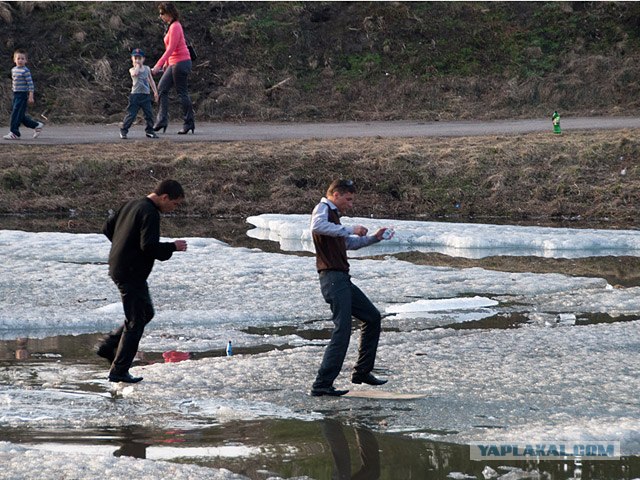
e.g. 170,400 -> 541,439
386,295 -> 499,315
247,213 -> 640,259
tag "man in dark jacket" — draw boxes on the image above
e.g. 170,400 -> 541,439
309,179 -> 393,397
98,179 -> 187,383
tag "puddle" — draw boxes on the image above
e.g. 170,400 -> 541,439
242,325 -> 333,341
2,310 -> 636,367
441,312 -> 530,330
0,333 -> 293,365
0,420 -> 637,479
577,312 -> 640,326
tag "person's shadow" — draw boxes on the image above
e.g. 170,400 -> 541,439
322,419 -> 381,480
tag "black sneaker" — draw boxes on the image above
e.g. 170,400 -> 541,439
310,385 -> 349,397
108,372 -> 143,383
119,131 -> 128,139
351,372 -> 388,386
145,132 -> 159,139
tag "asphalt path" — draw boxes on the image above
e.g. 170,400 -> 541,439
1,116 -> 640,145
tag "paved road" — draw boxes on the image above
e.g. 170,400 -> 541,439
2,116 -> 640,145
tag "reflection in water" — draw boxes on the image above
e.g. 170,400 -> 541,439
0,334 -> 94,362
162,350 -> 191,363
113,427 -> 150,459
323,420 -> 380,480
15,337 -> 29,360
0,421 -> 637,479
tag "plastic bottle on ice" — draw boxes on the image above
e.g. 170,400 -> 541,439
226,340 -> 233,356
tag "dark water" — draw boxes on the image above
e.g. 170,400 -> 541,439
1,421 -> 638,480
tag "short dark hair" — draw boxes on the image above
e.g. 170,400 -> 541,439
327,179 -> 356,196
158,2 -> 180,21
154,179 -> 185,200
13,48 -> 27,58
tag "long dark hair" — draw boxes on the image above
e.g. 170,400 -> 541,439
158,2 -> 179,22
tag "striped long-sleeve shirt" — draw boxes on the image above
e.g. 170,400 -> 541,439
12,66 -> 34,92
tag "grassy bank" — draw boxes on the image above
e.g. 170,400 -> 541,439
1,130 -> 639,231
2,2 -> 640,122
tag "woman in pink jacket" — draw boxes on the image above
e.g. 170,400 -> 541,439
152,2 -> 194,134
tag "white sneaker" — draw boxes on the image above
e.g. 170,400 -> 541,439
3,132 -> 18,140
33,122 -> 44,138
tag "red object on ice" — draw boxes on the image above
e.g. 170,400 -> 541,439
162,350 -> 191,363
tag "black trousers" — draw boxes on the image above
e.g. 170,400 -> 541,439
103,279 -> 155,376
155,59 -> 194,129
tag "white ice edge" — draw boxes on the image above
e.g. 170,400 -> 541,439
246,213 -> 640,258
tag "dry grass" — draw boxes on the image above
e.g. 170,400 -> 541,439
1,130 -> 639,231
0,2 -> 12,23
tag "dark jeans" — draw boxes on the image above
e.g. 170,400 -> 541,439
312,270 -> 381,389
121,93 -> 155,134
10,91 -> 39,136
102,279 -> 155,376
155,60 -> 194,129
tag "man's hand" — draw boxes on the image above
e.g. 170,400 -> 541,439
374,227 -> 395,240
353,225 -> 368,236
373,228 -> 385,240
174,240 -> 188,251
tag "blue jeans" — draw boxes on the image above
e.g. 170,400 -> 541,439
121,93 -> 154,134
10,91 -> 39,136
155,60 -> 194,129
313,270 -> 382,389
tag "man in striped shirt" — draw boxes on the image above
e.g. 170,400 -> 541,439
4,49 -> 44,140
